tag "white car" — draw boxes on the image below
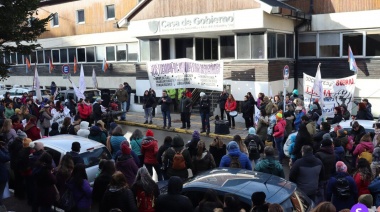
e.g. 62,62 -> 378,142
332,119 -> 376,133
2,87 -> 50,101
35,135 -> 112,184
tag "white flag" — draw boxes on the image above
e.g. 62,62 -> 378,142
312,63 -> 324,108
34,66 -> 42,102
72,80 -> 85,100
79,64 -> 86,94
92,68 -> 98,89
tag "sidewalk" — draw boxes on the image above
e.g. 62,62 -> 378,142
116,111 -> 249,140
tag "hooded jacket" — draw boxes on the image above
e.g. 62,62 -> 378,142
141,136 -> 159,165
306,121 -> 316,137
326,172 -> 358,211
24,123 -> 41,141
243,134 -> 265,160
294,111 -> 305,131
116,154 -> 138,187
273,119 -> 286,138
67,179 -> 92,209
77,121 -> 90,138
100,186 -> 137,212
199,95 -> 211,114
369,176 -> 380,207
158,95 -> 172,112
219,142 -> 252,170
143,93 -> 156,109
88,126 -> 107,145
192,150 -> 216,175
78,103 -> 92,120
254,156 -> 285,178
334,146 -> 345,162
41,110 -> 52,128
353,141 -> 374,156
315,146 -> 336,181
163,136 -> 192,179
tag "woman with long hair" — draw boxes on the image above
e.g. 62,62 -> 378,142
116,142 -> 138,186
4,102 -> 14,119
101,171 -> 137,212
354,158 -> 373,197
222,193 -> 243,212
131,167 -> 159,212
192,140 -> 216,175
40,105 -> 53,137
60,117 -> 72,134
24,116 -> 41,141
256,109 -> 269,142
20,105 -> 30,121
67,164 -> 92,212
257,93 -> 264,108
157,136 -> 172,180
209,137 -> 226,167
225,94 -> 237,129
93,160 -> 116,209
195,189 -> 223,212
233,135 -> 248,155
55,154 -> 74,197
108,126 -> 126,158
130,129 -> 144,166
0,118 -> 17,146
292,123 -> 312,161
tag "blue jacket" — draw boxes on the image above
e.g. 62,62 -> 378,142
334,146 -> 345,162
369,176 -> 380,207
110,135 -> 126,158
326,172 -> 358,211
0,148 -> 10,182
219,148 -> 252,170
294,111 -> 305,131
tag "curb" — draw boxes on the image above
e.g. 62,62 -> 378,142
115,120 -> 234,140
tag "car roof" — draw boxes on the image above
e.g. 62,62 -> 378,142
333,120 -> 375,130
35,135 -> 105,153
182,168 -> 296,205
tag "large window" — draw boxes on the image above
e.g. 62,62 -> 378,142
140,39 -> 159,61
299,34 -> 316,57
195,38 -> 218,60
52,50 -> 60,63
16,53 -> 23,64
277,34 -> 286,58
52,13 -> 59,26
77,48 -> 86,62
68,48 -> 76,62
105,46 -> 115,61
30,52 -> 37,63
366,31 -> 380,56
220,36 -> 235,59
286,34 -> 294,58
342,33 -> 363,56
44,50 -> 51,63
10,53 -> 16,65
267,33 -> 276,58
116,45 -> 126,61
77,10 -> 85,23
60,49 -> 67,63
86,47 -> 95,62
237,33 -> 265,59
37,50 -> 44,64
106,5 -> 115,19
127,43 -> 138,61
175,38 -> 193,59
319,33 -> 339,57
161,39 -> 170,60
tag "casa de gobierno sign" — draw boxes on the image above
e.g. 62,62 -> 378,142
147,59 -> 224,91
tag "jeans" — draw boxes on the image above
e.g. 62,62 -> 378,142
145,164 -> 163,181
181,112 -> 190,128
162,110 -> 171,127
226,112 -> 235,127
121,101 -> 127,120
144,107 -> 153,122
200,112 -> 210,132
274,136 -> 284,163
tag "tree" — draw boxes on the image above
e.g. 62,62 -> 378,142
0,0 -> 52,80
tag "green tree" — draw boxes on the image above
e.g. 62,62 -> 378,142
0,0 -> 52,80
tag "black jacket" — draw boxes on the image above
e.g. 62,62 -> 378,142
244,134 -> 264,160
241,100 -> 251,118
93,102 -> 103,120
331,114 -> 343,124
218,93 -> 228,109
163,137 -> 192,179
100,187 -> 137,212
351,125 -> 366,144
292,131 -> 313,160
155,177 -> 193,212
179,96 -> 192,113
92,173 -> 112,203
66,151 -> 84,165
158,96 -> 172,112
315,147 -> 336,181
199,96 -> 211,114
143,94 -> 156,108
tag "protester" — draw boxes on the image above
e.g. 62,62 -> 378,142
219,141 -> 252,170
68,115 -> 81,135
256,109 -> 269,142
199,92 -> 211,135
92,160 -> 116,208
141,129 -> 162,181
267,107 -> 278,144
353,133 -> 374,164
24,116 -> 41,141
336,129 -> 349,153
294,106 -> 305,131
142,89 -> 155,124
115,141 -> 138,187
78,98 -> 92,123
209,137 -> 226,167
124,82 -> 132,112
241,95 -> 252,130
67,141 -> 85,165
55,154 -> 74,198
0,141 -> 10,212
88,124 -> 107,145
225,94 -> 237,129
358,194 -> 377,212
341,105 -> 351,121
108,126 -> 126,158
112,84 -> 129,121
179,91 -> 192,129
273,112 -> 286,164
372,134 -> 380,178
369,172 -> 380,207
1,118 -> 17,146
218,90 -> 229,120
48,122 -> 60,136
8,132 -> 25,199
157,90 -> 172,129
247,92 -> 256,127
131,167 -> 160,212
77,121 -> 90,138
250,191 -> 270,212
4,102 -> 14,119
244,127 -> 264,165
162,135 -> 192,179
186,130 -> 201,158
130,129 -> 144,166
354,158 -> 373,197
292,124 -> 313,160
192,140 -> 216,175
311,202 -> 336,212
194,189 -> 223,212
302,115 -> 316,139
93,98 -> 104,123
157,136 -> 172,180
233,135 -> 248,155
333,139 -> 345,162
332,107 -> 343,124
60,117 -> 71,134
11,114 -> 23,132
254,146 -> 285,178
221,193 -> 245,212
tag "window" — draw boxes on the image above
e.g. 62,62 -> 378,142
106,46 -> 115,61
105,5 -> 115,20
95,46 -> 105,62
299,34 -> 316,57
68,48 -> 76,62
127,43 -> 138,61
175,38 -> 193,59
52,13 -> 59,26
16,53 -> 23,64
60,49 -> 67,63
150,39 -> 160,61
237,34 -> 250,59
267,33 -> 276,58
286,34 -> 294,58
277,34 -> 286,58
343,33 -> 363,56
237,33 -> 265,59
251,33 -> 264,59
366,31 -> 380,56
161,39 -> 170,60
140,39 -> 160,61
116,45 -> 126,61
195,38 -> 218,60
220,36 -> 235,59
86,47 -> 95,62
44,50 -> 51,63
80,147 -> 111,168
319,33 -> 339,57
52,50 -> 60,63
77,10 -> 85,23
37,50 -> 44,64
30,52 -> 37,63
10,53 -> 16,65
77,48 -> 86,62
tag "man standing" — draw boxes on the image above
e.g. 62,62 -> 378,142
158,90 -> 172,129
93,98 -> 104,124
66,142 -> 85,165
289,145 -> 324,202
199,92 -> 211,135
179,92 -> 192,129
218,90 -> 228,120
123,82 -> 132,112
113,84 -> 129,121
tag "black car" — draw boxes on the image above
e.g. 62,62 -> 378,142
159,168 -> 314,211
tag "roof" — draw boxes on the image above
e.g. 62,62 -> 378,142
117,0 -> 151,28
36,135 -> 105,153
259,0 -> 301,12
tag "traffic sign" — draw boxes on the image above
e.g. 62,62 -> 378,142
283,65 -> 289,80
62,64 -> 70,74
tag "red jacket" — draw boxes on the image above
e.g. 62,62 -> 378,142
273,119 -> 286,138
78,103 -> 92,119
353,141 -> 374,156
13,123 -> 24,132
354,172 -> 371,197
225,100 -> 236,111
25,124 -> 41,141
141,137 -> 158,165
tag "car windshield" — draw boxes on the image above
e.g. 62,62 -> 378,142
84,90 -> 100,99
80,147 -> 112,168
345,128 -> 374,133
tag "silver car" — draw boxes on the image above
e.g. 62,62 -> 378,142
35,135 -> 112,184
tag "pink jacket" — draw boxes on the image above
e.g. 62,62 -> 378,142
353,141 -> 374,156
273,119 -> 286,138
225,100 -> 236,111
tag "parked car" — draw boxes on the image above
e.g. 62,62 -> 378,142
35,135 -> 112,184
1,87 -> 50,101
332,119 -> 376,133
55,89 -> 101,103
158,168 -> 314,211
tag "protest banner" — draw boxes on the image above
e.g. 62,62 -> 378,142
147,58 -> 224,91
51,107 -> 71,129
303,73 -> 356,118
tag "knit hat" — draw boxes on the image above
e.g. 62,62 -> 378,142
321,139 -> 332,147
200,92 -> 205,97
248,127 -> 256,135
121,142 -> 131,155
15,108 -> 21,114
227,141 -> 239,151
23,138 -> 32,148
30,142 -> 44,151
358,194 -> 373,208
322,133 -> 332,141
146,129 -> 154,137
276,113 -> 283,121
292,89 -> 299,96
337,129 -> 345,136
192,130 -> 200,140
336,161 -> 347,173
17,129 -> 27,139
97,120 -> 105,129
109,122 -> 118,131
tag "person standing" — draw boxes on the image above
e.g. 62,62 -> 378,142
141,129 -> 162,181
131,167 -> 160,212
241,95 -> 251,130
66,164 -> 93,212
150,89 -> 157,118
209,137 -> 226,167
199,92 -> 211,135
116,142 -> 138,186
78,98 -> 92,123
0,141 -> 10,212
247,92 -> 256,127
178,91 -> 192,129
218,90 -> 228,120
129,129 -> 144,166
93,98 -> 104,124
112,84 -> 129,121
219,141 -> 252,170
66,142 -> 85,165
50,81 -> 57,96
157,90 -> 172,129
142,90 -> 155,124
225,94 -> 237,129
123,82 -> 132,112
254,146 -> 285,178
273,112 -> 286,164
192,140 -> 216,175
40,105 -> 52,137
162,135 -> 192,179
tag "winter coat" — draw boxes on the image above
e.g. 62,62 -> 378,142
0,148 -> 10,183
267,114 -> 276,136
163,138 -> 192,179
273,119 -> 286,138
292,131 -> 313,160
67,179 -> 93,209
143,94 -> 156,109
12,123 -> 24,132
179,96 -> 192,113
209,144 -> 226,167
315,147 -> 336,181
158,96 -> 172,112
326,172 -> 358,211
243,134 -> 264,160
66,151 -> 85,165
8,138 -> 22,170
92,102 -> 103,120
4,107 -> 14,119
24,123 -> 41,141
141,137 -> 159,165
33,166 -> 58,207
289,153 -> 324,196
353,141 -> 374,156
192,150 -> 216,175
130,137 -> 143,156
332,113 -> 343,124
374,128 -> 380,147
77,121 -> 90,138
92,173 -> 113,203
342,110 -> 351,121
334,146 -> 345,162
219,148 -> 252,170
354,171 -> 371,197
2,129 -> 17,147
256,116 -> 268,141
110,135 -> 126,158
113,89 -> 129,102
218,93 -> 229,109
254,156 -> 285,178
131,181 -> 160,212
241,100 -> 251,118
155,178 -> 193,212
265,101 -> 274,116
78,103 -> 92,120
100,186 -> 137,212
294,111 -> 305,131
314,130 -> 329,145
157,143 -> 171,166
199,96 -> 211,114
351,125 -> 367,144
337,135 -> 349,151
356,109 -> 369,120
88,126 -> 107,145
306,121 -> 316,137
369,176 -> 380,207
186,138 -> 200,158
116,154 -> 138,186
224,100 -> 236,112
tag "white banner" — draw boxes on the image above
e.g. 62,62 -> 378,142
147,59 -> 224,91
303,73 -> 357,118
51,107 -> 71,129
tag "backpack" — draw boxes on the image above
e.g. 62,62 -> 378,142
171,148 -> 186,170
136,188 -> 155,211
359,149 -> 373,163
248,140 -> 259,155
334,176 -> 351,199
228,155 -> 241,168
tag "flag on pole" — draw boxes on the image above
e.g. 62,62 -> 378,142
71,81 -> 85,100
25,57 -> 31,73
92,68 -> 98,89
73,56 -> 78,74
79,64 -> 86,94
312,63 -> 324,108
348,45 -> 358,72
102,58 -> 109,72
48,57 -> 54,74
34,66 -> 42,102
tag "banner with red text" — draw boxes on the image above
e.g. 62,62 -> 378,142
303,73 -> 357,118
147,59 -> 224,91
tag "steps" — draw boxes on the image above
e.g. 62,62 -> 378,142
191,88 -> 220,115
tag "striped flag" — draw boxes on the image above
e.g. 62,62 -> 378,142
25,57 -> 31,73
102,58 -> 109,72
73,56 -> 78,74
348,45 -> 358,72
48,57 -> 54,74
